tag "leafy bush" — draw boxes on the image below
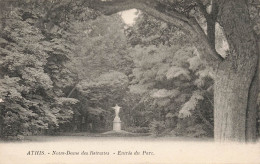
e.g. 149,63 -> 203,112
125,126 -> 150,133
149,120 -> 166,136
185,124 -> 207,138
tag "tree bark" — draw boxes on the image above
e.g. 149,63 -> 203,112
214,70 -> 258,142
214,0 -> 259,142
245,63 -> 259,142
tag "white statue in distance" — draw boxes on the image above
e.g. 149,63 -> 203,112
112,104 -> 121,122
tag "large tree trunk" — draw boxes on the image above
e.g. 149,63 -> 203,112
214,0 -> 259,142
214,70 -> 259,142
245,62 -> 259,142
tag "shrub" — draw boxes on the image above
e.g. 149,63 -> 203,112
149,120 -> 166,136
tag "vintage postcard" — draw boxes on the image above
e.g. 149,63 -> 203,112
0,0 -> 260,163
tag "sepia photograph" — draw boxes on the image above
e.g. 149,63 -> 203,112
0,0 -> 260,163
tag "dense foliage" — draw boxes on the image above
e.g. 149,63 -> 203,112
0,0 -> 97,138
0,2 -> 78,137
124,13 -> 214,137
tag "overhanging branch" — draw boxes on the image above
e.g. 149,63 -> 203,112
89,0 -> 224,68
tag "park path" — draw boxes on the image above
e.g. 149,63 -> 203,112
21,132 -> 213,142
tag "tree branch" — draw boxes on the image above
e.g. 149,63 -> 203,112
195,0 -> 222,58
89,0 -> 224,68
211,0 -> 219,21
